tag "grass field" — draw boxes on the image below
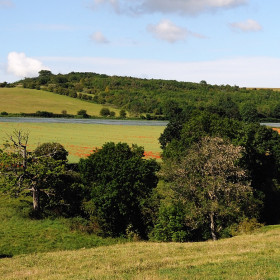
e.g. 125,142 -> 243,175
0,88 -> 119,116
0,195 -> 126,257
1,204 -> 279,280
0,122 -> 164,162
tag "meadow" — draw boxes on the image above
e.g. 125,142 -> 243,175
1,219 -> 280,279
0,88 -> 119,116
0,122 -> 164,162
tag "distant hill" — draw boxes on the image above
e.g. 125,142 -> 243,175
5,70 -> 280,121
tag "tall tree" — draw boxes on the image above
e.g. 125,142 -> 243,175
160,136 -> 259,240
79,142 -> 159,237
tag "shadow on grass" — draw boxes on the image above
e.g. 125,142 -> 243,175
0,254 -> 13,259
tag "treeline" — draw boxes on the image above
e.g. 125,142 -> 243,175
4,70 -> 280,121
2,109 -> 280,241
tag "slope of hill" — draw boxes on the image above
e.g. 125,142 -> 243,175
12,71 -> 280,120
1,220 -> 279,279
0,88 -> 119,116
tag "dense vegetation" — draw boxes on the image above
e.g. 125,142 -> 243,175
3,70 -> 280,120
1,109 -> 280,245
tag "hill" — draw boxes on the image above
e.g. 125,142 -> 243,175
8,70 -> 280,121
0,87 -> 119,116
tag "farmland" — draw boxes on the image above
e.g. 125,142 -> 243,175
0,122 -> 164,162
0,88 -> 119,116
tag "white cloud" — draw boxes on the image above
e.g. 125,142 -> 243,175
7,52 -> 50,78
40,56 -> 280,88
91,31 -> 110,44
0,0 -> 14,8
90,0 -> 247,15
230,19 -> 262,32
147,20 -> 188,43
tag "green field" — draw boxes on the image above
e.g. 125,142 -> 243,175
0,122 -> 164,162
1,205 -> 279,280
0,88 -> 119,116
1,195 -> 279,279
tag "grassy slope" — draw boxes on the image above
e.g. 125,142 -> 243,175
0,88 -> 119,115
0,220 -> 280,279
0,195 -> 125,257
0,122 -> 164,162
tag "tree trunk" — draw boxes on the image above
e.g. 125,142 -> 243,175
32,187 -> 40,212
210,212 -> 217,241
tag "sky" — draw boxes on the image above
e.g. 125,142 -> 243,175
1,0 -> 280,87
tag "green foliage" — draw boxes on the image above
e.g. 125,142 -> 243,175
34,142 -> 68,161
77,109 -> 89,118
161,111 -> 280,225
150,202 -> 189,242
160,136 -> 259,241
79,142 -> 159,237
14,71 -> 280,120
100,107 -> 110,116
119,109 -> 127,118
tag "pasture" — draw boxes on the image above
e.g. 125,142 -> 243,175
1,222 -> 280,279
0,122 -> 164,162
0,88 -> 119,116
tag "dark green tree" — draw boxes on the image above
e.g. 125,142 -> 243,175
79,142 -> 159,237
99,107 -> 111,117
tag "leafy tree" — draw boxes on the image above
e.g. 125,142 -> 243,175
99,107 -> 110,117
119,109 -> 127,118
77,109 -> 89,118
0,131 -> 68,214
161,111 -> 280,224
160,137 -> 259,241
240,102 -> 258,122
79,142 -> 159,237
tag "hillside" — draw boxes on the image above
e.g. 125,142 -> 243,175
0,87 -> 119,116
1,220 -> 279,279
1,194 -> 279,279
9,70 -> 280,121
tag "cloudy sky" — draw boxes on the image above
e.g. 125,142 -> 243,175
1,0 -> 279,87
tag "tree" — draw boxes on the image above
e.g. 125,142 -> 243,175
160,137 -> 259,241
77,109 -> 89,118
100,107 -> 110,117
79,142 -> 159,237
161,111 -> 280,224
240,102 -> 258,122
119,109 -> 127,118
0,131 -> 68,214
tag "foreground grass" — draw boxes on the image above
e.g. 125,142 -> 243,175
0,122 -> 164,162
0,223 -> 280,279
0,88 -> 119,116
0,195 -> 125,257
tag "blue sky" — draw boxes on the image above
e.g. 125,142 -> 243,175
1,0 -> 280,87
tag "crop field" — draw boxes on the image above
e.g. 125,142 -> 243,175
0,122 -> 164,162
0,88 -> 119,116
1,224 -> 280,279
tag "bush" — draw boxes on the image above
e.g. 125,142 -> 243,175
100,107 -> 111,117
1,112 -> 8,116
77,109 -> 89,118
